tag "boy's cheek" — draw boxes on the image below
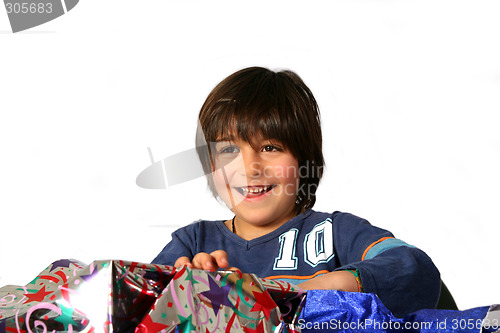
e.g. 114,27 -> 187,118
212,174 -> 228,194
268,160 -> 299,182
213,155 -> 243,174
212,174 -> 236,208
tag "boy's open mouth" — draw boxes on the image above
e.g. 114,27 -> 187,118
235,185 -> 276,197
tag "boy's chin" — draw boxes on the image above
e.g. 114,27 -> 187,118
232,206 -> 292,225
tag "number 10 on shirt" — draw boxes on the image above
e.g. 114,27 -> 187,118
274,219 -> 335,270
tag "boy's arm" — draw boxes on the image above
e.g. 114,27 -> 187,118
331,213 -> 441,317
298,243 -> 440,317
151,229 -> 195,266
338,245 -> 440,317
297,270 -> 359,292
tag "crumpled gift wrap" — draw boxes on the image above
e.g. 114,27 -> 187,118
300,290 -> 500,333
2,259 -> 499,333
0,259 -> 306,333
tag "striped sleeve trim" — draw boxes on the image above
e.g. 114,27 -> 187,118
265,269 -> 329,281
362,237 -> 415,261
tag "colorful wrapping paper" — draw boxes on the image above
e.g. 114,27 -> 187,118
1,259 -> 498,333
0,259 -> 305,333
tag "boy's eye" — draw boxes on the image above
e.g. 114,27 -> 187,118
262,145 -> 281,152
217,144 -> 240,154
221,146 -> 239,154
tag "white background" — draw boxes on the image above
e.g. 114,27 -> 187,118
1,0 -> 499,310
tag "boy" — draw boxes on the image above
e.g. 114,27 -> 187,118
153,67 -> 441,317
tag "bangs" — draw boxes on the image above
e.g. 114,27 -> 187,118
205,103 -> 296,152
199,69 -> 306,158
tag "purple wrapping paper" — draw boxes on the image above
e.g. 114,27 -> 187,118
1,259 -> 498,333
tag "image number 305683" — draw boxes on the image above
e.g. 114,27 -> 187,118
3,0 -> 79,33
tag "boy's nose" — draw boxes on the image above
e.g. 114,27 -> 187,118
239,150 -> 263,178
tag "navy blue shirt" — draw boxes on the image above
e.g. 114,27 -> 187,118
152,210 -> 440,317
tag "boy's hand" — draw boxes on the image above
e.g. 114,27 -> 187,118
174,250 -> 239,272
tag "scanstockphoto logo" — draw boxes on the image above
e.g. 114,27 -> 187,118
3,0 -> 79,33
136,147 -> 206,190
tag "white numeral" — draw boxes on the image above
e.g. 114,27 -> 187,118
304,219 -> 334,267
274,229 -> 298,269
274,219 -> 335,270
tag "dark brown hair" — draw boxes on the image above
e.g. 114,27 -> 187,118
196,67 -> 324,212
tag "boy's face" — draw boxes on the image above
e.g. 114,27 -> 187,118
211,136 -> 300,229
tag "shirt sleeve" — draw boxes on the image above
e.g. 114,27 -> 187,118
151,225 -> 198,266
332,212 -> 441,317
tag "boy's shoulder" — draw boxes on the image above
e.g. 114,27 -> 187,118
301,209 -> 380,236
172,218 -> 226,235
306,209 -> 370,225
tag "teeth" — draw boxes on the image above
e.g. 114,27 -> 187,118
242,186 -> 272,194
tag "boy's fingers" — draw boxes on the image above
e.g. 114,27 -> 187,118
210,250 -> 229,269
189,250 -> 230,271
192,253 -> 216,271
174,256 -> 193,268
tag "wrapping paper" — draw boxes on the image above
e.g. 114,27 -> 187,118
0,259 -> 304,333
1,259 -> 498,333
300,290 -> 500,333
